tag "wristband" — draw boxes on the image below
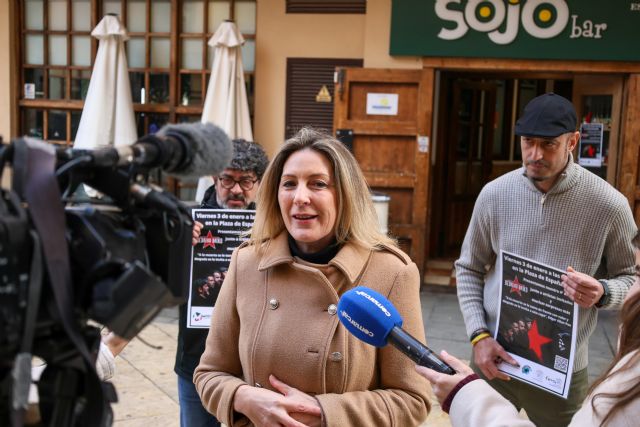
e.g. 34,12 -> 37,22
469,328 -> 489,341
471,332 -> 490,346
442,373 -> 480,413
595,280 -> 611,308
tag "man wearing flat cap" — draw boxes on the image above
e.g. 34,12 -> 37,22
455,93 -> 637,426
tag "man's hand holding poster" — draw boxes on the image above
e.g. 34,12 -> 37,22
496,250 -> 578,399
187,208 -> 255,328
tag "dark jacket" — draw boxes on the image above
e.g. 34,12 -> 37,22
174,184 -> 255,379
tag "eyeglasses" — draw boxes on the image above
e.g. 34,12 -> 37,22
217,175 -> 258,191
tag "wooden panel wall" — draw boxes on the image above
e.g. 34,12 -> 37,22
619,74 -> 640,223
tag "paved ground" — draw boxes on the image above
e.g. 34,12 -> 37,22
109,288 -> 619,426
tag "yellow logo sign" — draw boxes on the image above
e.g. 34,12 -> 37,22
315,85 -> 332,103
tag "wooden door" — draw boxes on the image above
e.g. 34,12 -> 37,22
334,68 -> 433,275
618,74 -> 640,222
442,80 -> 496,256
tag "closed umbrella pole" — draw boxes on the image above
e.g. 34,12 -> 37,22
74,14 -> 137,150
196,20 -> 253,202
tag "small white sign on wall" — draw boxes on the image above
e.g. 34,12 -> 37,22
24,83 -> 36,99
366,93 -> 399,116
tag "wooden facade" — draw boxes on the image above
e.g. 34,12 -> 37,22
334,58 -> 640,276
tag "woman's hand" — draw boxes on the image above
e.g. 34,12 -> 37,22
269,375 -> 322,427
192,221 -> 204,246
234,377 -> 322,427
415,350 -> 474,405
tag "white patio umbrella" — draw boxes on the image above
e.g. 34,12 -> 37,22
74,14 -> 137,150
195,20 -> 253,202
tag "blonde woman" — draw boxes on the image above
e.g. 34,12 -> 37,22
194,128 -> 430,426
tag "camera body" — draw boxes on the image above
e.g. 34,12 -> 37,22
0,137 -> 192,426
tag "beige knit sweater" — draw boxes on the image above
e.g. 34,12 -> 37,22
455,156 -> 636,371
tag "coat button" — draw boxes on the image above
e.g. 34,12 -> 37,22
330,352 -> 343,362
255,382 -> 262,388
327,304 -> 337,315
269,298 -> 279,310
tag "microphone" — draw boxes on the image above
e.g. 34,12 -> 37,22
62,122 -> 233,179
337,286 -> 456,375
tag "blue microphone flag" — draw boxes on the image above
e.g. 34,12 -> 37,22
337,286 -> 403,347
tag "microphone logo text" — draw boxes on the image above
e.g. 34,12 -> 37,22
355,290 -> 392,317
340,310 -> 374,337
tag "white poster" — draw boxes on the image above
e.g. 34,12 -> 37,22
187,208 -> 254,328
366,93 -> 399,116
496,251 -> 578,399
578,122 -> 604,167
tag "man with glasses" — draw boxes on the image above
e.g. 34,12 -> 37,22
176,138 -> 269,427
200,140 -> 265,211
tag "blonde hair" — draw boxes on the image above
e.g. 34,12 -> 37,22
249,127 -> 396,252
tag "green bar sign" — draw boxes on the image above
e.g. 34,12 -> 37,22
390,0 -> 640,61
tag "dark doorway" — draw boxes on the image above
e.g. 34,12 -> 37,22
430,74 -> 573,259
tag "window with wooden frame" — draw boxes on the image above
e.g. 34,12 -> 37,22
18,0 -> 256,147
286,0 -> 365,14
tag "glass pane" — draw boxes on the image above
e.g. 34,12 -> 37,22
178,115 -> 200,123
25,0 -> 44,30
49,35 -> 68,66
49,69 -> 66,100
147,113 -> 169,134
127,0 -> 146,32
148,73 -> 169,104
127,37 -> 145,68
135,112 -> 146,136
150,38 -> 170,68
208,1 -> 230,33
129,71 -> 145,103
24,68 -> 45,99
71,69 -> 91,100
48,110 -> 68,141
183,0 -> 204,33
25,35 -> 44,65
180,74 -> 203,106
177,179 -> 198,201
102,0 -> 121,17
72,36 -> 91,66
151,0 -> 171,33
71,111 -> 82,140
72,0 -> 91,31
22,109 -> 44,138
182,38 -> 203,69
241,39 -> 255,72
236,1 -> 256,34
49,0 -> 68,31
492,81 -> 506,159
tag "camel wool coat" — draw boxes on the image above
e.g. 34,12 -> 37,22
194,232 -> 431,426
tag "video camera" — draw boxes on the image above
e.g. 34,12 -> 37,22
0,122 -> 232,426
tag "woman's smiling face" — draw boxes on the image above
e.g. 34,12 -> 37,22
278,148 -> 338,254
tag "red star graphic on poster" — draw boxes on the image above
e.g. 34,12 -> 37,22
202,230 -> 216,249
509,276 -> 523,296
528,319 -> 553,362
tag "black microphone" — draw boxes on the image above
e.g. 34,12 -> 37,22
130,183 -> 183,212
338,286 -> 456,375
63,122 -> 233,179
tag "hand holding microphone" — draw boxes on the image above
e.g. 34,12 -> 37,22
415,351 -> 475,405
337,286 -> 455,375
